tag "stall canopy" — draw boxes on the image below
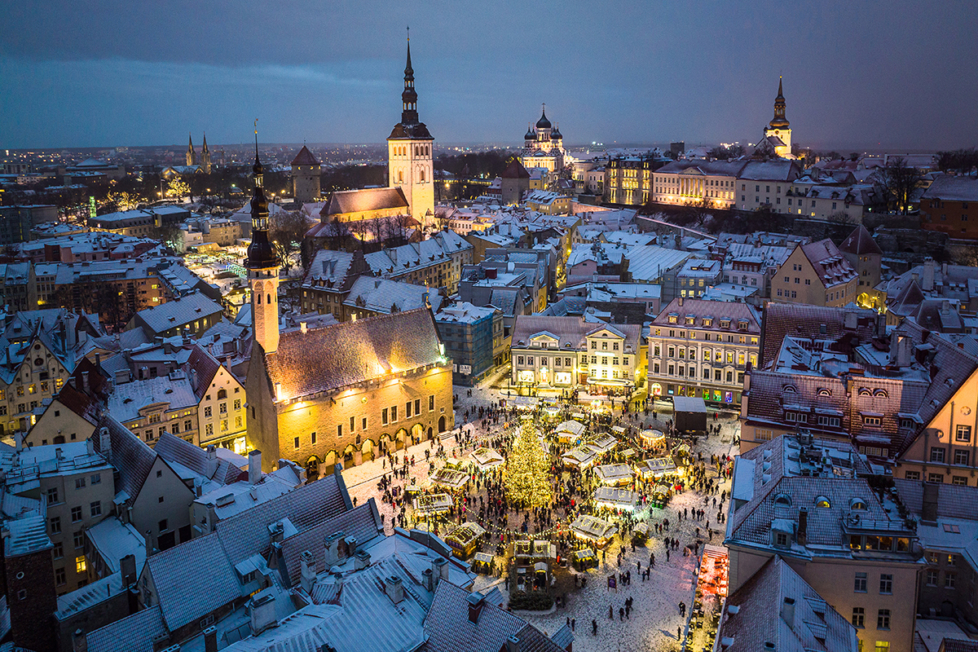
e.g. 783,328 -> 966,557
470,447 -> 505,471
594,486 -> 639,510
570,515 -> 619,542
429,468 -> 468,491
637,457 -> 677,478
555,420 -> 587,441
640,429 -> 666,445
587,433 -> 618,454
594,463 -> 634,485
562,445 -> 599,468
413,493 -> 453,516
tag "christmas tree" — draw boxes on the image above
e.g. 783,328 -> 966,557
506,419 -> 552,508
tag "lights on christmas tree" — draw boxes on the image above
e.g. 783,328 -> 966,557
505,419 -> 552,508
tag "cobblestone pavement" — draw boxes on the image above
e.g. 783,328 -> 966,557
344,383 -> 740,652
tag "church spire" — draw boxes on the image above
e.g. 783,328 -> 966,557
400,30 -> 419,125
202,132 -> 208,153
186,133 -> 196,166
777,75 -> 784,99
245,121 -> 280,272
769,76 -> 789,128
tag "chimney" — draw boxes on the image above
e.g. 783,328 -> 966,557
506,636 -> 521,652
467,591 -> 485,624
204,445 -> 218,478
98,428 -> 112,462
330,567 -> 343,592
120,554 -> 137,588
922,259 -> 936,292
248,450 -> 262,483
385,575 -> 404,604
73,629 -> 88,652
248,592 -> 278,635
797,508 -> 808,546
922,481 -> 940,525
94,353 -> 101,370
324,531 -> 345,567
354,550 -> 371,570
81,371 -> 90,394
203,626 -> 217,652
781,597 -> 796,628
300,550 -> 316,593
432,556 -> 449,588
678,297 -> 683,307
422,568 -> 434,592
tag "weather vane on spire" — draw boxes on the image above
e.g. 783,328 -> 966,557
254,119 -> 258,157
407,26 -> 410,42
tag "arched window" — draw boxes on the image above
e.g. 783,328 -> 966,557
267,294 -> 272,304
774,494 -> 792,507
873,389 -> 888,398
420,168 -> 425,183
398,171 -> 403,183
217,389 -> 227,400
257,294 -> 262,305
850,498 -> 867,511
814,496 -> 831,508
783,384 -> 798,393
858,388 -> 872,396
817,388 -> 831,397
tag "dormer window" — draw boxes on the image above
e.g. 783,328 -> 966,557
720,319 -> 731,329
774,494 -> 792,507
783,385 -> 798,393
817,388 -> 831,397
850,498 -> 867,511
668,314 -> 678,324
814,496 -> 831,508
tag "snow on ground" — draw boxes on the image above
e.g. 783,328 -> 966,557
345,382 -> 740,652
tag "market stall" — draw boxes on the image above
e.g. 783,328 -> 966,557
572,547 -> 596,571
444,522 -> 486,559
594,463 -> 634,486
570,515 -> 619,548
429,468 -> 469,491
594,486 -> 639,511
651,482 -> 672,508
555,419 -> 587,444
587,432 -> 618,455
639,429 -> 666,450
472,551 -> 495,574
561,445 -> 599,469
470,447 -> 505,471
413,493 -> 453,516
632,522 -> 651,543
636,456 -> 677,479
611,425 -> 626,436
619,447 -> 637,460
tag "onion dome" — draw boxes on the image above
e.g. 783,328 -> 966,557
536,105 -> 551,129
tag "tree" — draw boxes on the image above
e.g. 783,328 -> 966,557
936,148 -> 978,174
505,420 -> 552,508
828,210 -> 856,225
269,211 -> 309,273
107,191 -> 142,212
166,178 -> 192,202
881,157 -> 924,215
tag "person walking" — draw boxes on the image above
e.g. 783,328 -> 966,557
679,601 -> 686,617
619,607 -> 625,621
571,618 -> 576,632
592,619 -> 597,636
609,605 -> 614,620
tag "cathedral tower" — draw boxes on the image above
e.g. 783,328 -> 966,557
200,133 -> 212,173
245,131 -> 282,354
186,133 -> 196,166
387,33 -> 434,229
763,76 -> 791,155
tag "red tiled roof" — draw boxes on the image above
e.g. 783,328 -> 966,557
838,225 -> 882,256
291,145 -> 320,166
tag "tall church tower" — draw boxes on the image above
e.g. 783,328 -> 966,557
200,133 -> 212,173
245,131 -> 282,354
763,76 -> 791,154
387,33 -> 434,230
186,133 -> 197,166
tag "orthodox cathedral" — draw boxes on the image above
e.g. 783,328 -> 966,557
520,105 -> 565,173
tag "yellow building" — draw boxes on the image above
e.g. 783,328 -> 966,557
243,153 -> 452,477
771,239 -> 858,307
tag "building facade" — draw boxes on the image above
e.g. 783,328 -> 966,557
647,298 -> 760,404
291,145 -> 321,204
770,239 -> 858,307
520,105 -> 564,174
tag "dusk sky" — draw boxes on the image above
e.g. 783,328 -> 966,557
2,1 -> 976,151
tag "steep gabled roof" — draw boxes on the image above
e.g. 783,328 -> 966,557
92,413 -> 156,508
501,158 -> 530,179
321,187 -> 408,217
263,308 -> 444,400
152,431 -> 244,485
291,145 -> 320,166
838,225 -> 882,256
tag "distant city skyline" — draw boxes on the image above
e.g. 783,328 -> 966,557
1,1 -> 976,151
